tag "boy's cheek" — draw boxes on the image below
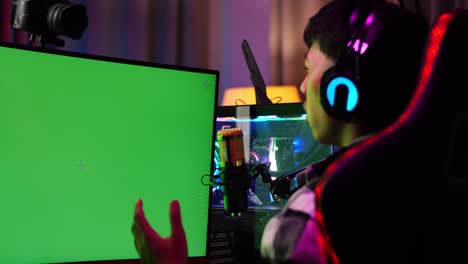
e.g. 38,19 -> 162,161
300,75 -> 310,95
308,81 -> 320,100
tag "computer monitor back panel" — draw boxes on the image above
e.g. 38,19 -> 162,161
0,42 -> 218,263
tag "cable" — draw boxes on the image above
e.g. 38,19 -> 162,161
200,167 -> 225,186
235,99 -> 248,105
201,174 -> 214,186
270,96 -> 283,104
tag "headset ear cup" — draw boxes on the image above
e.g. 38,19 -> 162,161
320,67 -> 361,122
320,66 -> 337,111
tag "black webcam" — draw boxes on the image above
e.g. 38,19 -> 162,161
10,0 -> 88,47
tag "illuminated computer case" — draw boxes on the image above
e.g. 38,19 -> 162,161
208,103 -> 332,263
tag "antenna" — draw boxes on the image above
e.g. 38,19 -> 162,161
241,39 -> 272,105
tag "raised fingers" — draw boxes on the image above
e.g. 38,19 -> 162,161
169,200 -> 186,244
134,198 -> 162,241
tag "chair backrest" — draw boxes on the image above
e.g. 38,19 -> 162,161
314,9 -> 468,264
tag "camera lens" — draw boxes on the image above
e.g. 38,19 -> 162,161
46,3 -> 88,39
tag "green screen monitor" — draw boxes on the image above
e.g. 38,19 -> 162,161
0,42 -> 218,263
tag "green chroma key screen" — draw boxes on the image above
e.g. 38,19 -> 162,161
0,42 -> 218,263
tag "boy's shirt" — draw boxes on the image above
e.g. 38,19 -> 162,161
260,134 -> 373,263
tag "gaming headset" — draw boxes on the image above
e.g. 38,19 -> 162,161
320,0 -> 384,123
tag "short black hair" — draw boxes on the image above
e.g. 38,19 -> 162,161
304,0 -> 356,61
304,0 -> 429,131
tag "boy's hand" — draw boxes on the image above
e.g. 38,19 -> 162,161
132,199 -> 188,264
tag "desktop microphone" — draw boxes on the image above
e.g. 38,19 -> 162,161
217,128 -> 250,216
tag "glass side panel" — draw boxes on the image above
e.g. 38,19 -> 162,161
212,113 -> 332,209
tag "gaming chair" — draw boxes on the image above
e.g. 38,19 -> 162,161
313,9 -> 468,264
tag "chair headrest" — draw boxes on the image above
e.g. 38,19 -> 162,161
317,8 -> 468,191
